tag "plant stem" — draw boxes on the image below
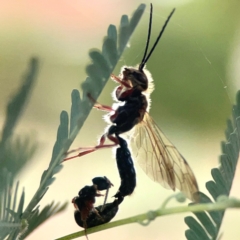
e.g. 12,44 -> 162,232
55,196 -> 240,240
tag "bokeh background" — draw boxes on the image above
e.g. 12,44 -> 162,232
1,0 -> 240,239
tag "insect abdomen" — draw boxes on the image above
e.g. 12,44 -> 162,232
114,135 -> 136,198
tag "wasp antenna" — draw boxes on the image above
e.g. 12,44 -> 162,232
142,8 -> 175,67
139,3 -> 153,71
101,187 -> 109,212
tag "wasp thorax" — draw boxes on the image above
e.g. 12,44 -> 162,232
79,186 -> 95,198
123,68 -> 148,91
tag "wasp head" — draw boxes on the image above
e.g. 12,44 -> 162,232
122,67 -> 148,92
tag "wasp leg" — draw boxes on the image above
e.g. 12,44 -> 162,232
92,133 -> 119,150
87,93 -> 114,112
111,74 -> 131,88
66,146 -> 97,155
63,131 -> 120,162
63,149 -> 96,162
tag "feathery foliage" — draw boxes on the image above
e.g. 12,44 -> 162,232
57,91 -> 240,240
0,59 -> 68,240
184,92 -> 240,240
0,4 -> 146,240
3,3 -> 238,240
21,0 -> 145,226
0,58 -> 38,181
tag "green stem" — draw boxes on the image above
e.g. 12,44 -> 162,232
55,197 -> 240,240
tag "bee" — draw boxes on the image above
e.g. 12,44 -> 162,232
66,4 -> 198,201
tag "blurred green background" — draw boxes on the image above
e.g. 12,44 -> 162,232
1,0 -> 240,239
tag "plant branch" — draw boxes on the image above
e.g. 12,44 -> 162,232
55,195 -> 240,240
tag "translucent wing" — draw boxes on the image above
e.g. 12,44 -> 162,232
130,112 -> 198,201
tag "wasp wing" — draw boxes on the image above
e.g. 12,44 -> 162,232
130,112 -> 198,201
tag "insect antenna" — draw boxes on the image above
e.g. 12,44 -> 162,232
101,186 -> 110,212
139,7 -> 176,71
139,3 -> 153,71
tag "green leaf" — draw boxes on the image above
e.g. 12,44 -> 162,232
184,90 -> 240,239
15,5 -> 145,238
19,201 -> 68,239
0,58 -> 38,145
88,50 -> 111,79
70,89 -> 81,135
119,15 -> 130,53
219,154 -> 233,188
0,136 -> 37,180
192,212 -> 217,237
81,3 -> 146,100
22,111 -> 69,220
102,36 -> 118,67
211,168 -> 229,195
64,3 -> 146,152
185,216 -> 210,240
0,58 -> 39,176
185,229 -> 201,240
0,169 -> 24,239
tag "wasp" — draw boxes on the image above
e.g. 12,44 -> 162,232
113,134 -> 136,198
73,135 -> 135,233
72,177 -> 112,230
73,197 -> 123,229
66,4 -> 198,201
72,176 -> 121,239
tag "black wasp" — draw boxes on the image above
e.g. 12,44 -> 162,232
66,4 -> 198,201
73,136 -> 136,237
113,134 -> 136,198
72,176 -> 113,229
73,197 -> 123,229
72,176 -> 117,239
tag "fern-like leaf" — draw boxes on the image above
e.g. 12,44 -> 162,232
0,58 -> 39,177
81,4 -> 146,120
0,169 -> 24,240
0,58 -> 38,144
19,201 -> 68,239
22,111 -> 69,220
19,4 -> 146,236
184,91 -> 240,239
